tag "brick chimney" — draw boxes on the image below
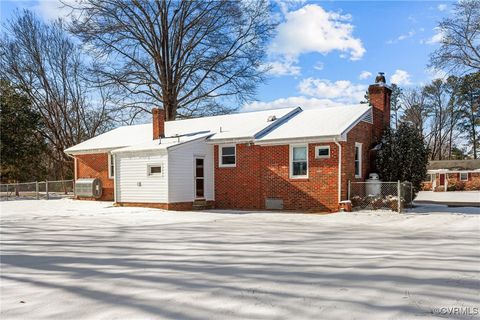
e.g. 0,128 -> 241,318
152,108 -> 165,139
368,72 -> 392,142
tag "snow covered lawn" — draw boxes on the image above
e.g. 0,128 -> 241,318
416,191 -> 480,205
1,199 -> 479,320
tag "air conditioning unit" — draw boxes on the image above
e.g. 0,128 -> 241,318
75,178 -> 102,198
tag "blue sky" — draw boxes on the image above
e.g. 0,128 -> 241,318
0,0 -> 453,111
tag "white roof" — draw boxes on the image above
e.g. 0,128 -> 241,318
111,131 -> 213,153
65,105 -> 373,154
65,107 -> 297,154
256,104 -> 371,143
64,123 -> 152,154
164,107 -> 298,141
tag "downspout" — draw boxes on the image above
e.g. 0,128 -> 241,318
66,153 -> 77,197
334,139 -> 342,203
112,153 -> 117,203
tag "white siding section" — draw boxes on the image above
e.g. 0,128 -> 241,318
115,151 -> 169,203
168,139 -> 214,202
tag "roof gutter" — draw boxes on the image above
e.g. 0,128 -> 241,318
255,135 -> 344,146
64,147 -> 119,156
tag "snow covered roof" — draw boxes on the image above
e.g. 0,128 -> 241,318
165,107 -> 299,142
65,104 -> 373,154
111,131 -> 213,154
64,123 -> 152,154
427,160 -> 480,171
255,104 -> 371,144
65,107 -> 298,154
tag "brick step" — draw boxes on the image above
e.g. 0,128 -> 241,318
192,199 -> 208,210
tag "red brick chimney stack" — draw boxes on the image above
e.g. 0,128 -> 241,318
368,72 -> 392,142
152,108 -> 165,139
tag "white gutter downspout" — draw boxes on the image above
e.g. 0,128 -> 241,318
334,139 -> 342,203
66,154 -> 77,198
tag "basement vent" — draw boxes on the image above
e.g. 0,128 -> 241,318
265,198 -> 283,210
361,110 -> 373,124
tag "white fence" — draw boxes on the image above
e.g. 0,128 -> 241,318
0,180 -> 74,201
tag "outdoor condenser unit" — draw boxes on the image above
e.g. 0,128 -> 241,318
75,178 -> 102,198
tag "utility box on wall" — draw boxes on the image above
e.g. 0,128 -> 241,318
75,178 -> 102,198
265,198 -> 284,210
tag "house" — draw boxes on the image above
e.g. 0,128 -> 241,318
422,159 -> 480,192
65,75 -> 392,212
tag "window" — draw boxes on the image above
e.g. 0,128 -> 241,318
460,172 -> 469,181
148,165 -> 162,176
219,145 -> 236,167
195,158 -> 205,198
290,145 -> 308,178
315,146 -> 330,159
424,173 -> 434,182
354,142 -> 362,178
108,154 -> 115,179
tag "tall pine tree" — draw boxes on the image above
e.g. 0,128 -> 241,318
0,80 -> 47,182
376,123 -> 429,197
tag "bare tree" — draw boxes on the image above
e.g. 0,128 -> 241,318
457,72 -> 480,158
67,0 -> 276,120
0,10 -> 117,179
429,0 -> 480,74
400,88 -> 429,134
389,84 -> 402,129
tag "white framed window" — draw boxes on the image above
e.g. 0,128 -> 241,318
354,142 -> 362,178
425,173 -> 434,182
219,145 -> 236,167
147,164 -> 163,176
290,144 -> 308,179
315,146 -> 330,159
108,153 -> 115,179
460,172 -> 469,181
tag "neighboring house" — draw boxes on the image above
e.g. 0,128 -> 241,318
65,77 -> 392,212
422,160 -> 480,192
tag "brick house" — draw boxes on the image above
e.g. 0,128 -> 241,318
65,76 -> 392,212
422,160 -> 480,192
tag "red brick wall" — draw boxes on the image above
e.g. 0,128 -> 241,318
341,121 -> 374,200
214,120 -> 376,212
261,143 -> 340,212
75,153 -> 114,200
369,85 -> 391,142
214,144 -> 263,209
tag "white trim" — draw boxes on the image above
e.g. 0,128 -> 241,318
194,156 -> 206,199
74,157 -> 77,181
460,172 -> 469,181
315,145 -> 331,159
219,144 -> 236,168
108,153 -> 115,179
289,144 -> 309,179
147,164 -> 163,176
340,107 -> 373,137
334,139 -> 342,203
113,154 -> 117,203
65,147 -> 118,155
255,135 -> 343,146
354,142 -> 362,179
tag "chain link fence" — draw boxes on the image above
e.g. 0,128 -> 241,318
0,180 -> 74,201
348,180 -> 413,213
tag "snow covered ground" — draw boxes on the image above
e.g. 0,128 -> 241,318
416,191 -> 480,205
1,199 -> 479,320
